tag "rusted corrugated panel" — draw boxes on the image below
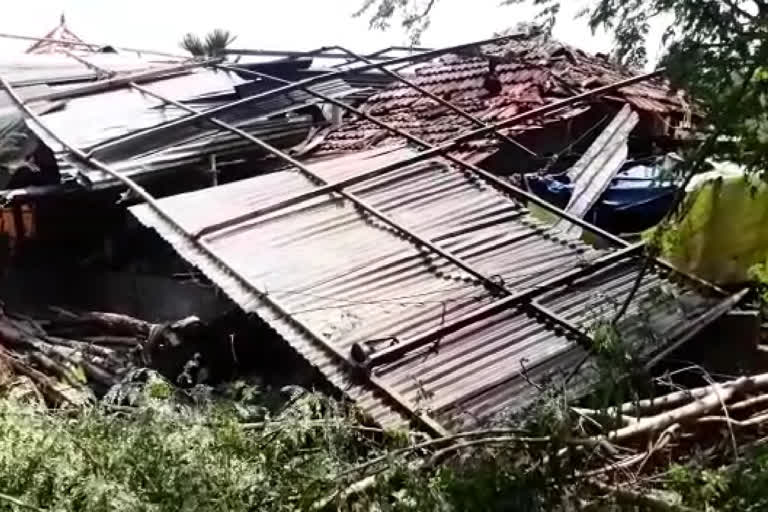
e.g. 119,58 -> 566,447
130,147 -> 731,432
537,259 -> 719,347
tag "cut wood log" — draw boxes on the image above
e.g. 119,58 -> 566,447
0,318 -> 34,349
28,352 -> 83,389
80,360 -> 117,387
697,410 -> 768,428
80,336 -> 143,347
44,336 -> 121,361
611,372 -> 768,417
599,375 -> 768,443
726,394 -> 768,413
0,306 -> 202,406
1,349 -> 86,406
48,311 -> 153,337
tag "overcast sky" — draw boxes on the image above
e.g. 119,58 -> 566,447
0,0 -> 634,56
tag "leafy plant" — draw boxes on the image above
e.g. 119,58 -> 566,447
180,29 -> 236,58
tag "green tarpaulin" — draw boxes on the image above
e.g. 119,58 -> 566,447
653,162 -> 768,285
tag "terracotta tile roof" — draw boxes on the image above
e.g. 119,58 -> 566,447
315,36 -> 690,154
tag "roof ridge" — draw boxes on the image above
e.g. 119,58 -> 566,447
25,15 -> 90,55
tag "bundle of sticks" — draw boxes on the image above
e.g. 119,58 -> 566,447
331,371 -> 768,511
0,303 -> 200,407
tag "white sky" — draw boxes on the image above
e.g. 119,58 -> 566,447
0,0 -> 665,62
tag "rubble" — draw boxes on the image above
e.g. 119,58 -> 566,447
0,302 -> 204,406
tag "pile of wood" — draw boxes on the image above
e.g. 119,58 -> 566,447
0,303 -> 200,406
576,372 -> 768,482
333,371 -> 768,510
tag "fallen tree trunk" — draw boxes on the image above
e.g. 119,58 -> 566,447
0,307 -> 204,404
47,311 -> 152,337
605,372 -> 768,418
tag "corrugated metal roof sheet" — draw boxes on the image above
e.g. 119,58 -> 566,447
130,146 -> 734,433
17,68 -> 361,190
0,54 -> 168,86
30,69 -> 247,155
55,116 -> 316,191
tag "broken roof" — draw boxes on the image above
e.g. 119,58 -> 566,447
1,57 -> 375,198
317,34 -> 690,155
2,35 -> 737,434
26,15 -> 91,55
130,146 -> 737,433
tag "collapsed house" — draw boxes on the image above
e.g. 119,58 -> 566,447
315,34 -> 692,162
0,42 -> 405,260
0,32 -> 745,434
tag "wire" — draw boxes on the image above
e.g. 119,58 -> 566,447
276,257 -> 614,317
283,291 -> 487,316
539,114 -> 611,174
270,283 -> 477,304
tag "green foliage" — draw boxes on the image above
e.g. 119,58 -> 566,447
0,394 -> 378,511
583,318 -> 648,416
145,378 -> 172,400
666,448 -> 768,511
6,362 -> 768,510
0,389 -> 583,512
180,29 -> 236,58
179,33 -> 205,58
354,0 -> 437,44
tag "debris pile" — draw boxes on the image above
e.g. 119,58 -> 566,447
0,303 -> 201,406
572,373 -> 768,475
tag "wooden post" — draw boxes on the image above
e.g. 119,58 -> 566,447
209,154 -> 219,187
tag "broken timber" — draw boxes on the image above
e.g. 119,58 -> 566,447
555,104 -> 639,237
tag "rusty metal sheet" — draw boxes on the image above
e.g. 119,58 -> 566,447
130,146 -> 732,432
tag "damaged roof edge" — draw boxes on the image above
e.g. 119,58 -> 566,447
128,148 -> 741,434
1,37 -> 741,436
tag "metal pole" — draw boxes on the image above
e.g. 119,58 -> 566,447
333,45 -> 434,68
224,48 -> 404,61
368,243 -> 645,367
364,45 -> 434,59
331,45 -> 433,68
0,75 -> 448,438
63,50 -> 116,78
86,33 -> 529,157
209,154 -> 218,187
228,45 -> 431,69
200,65 -> 658,246
322,45 -> 537,157
0,32 -> 188,59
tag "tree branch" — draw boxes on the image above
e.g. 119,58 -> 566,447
0,492 -> 46,512
722,0 -> 757,20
